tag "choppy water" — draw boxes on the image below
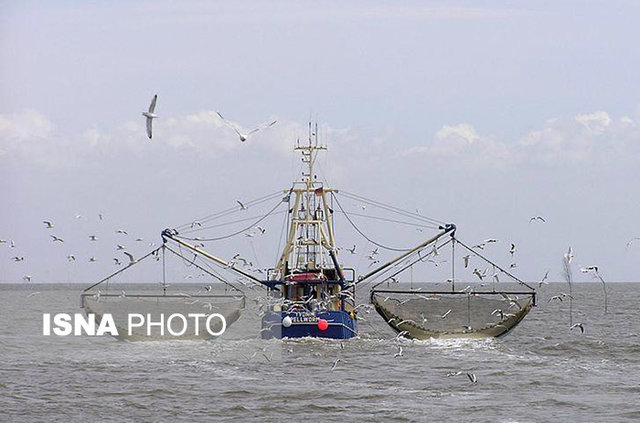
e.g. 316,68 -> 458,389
1,283 -> 639,422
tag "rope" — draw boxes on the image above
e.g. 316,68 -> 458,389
339,190 -> 446,226
164,245 -> 243,292
332,193 -> 414,252
333,210 -> 438,229
83,247 -> 162,292
179,210 -> 286,235
174,190 -> 283,231
176,198 -> 285,242
365,238 -> 453,292
454,238 -> 535,291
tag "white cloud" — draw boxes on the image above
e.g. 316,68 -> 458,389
575,110 -> 611,134
402,107 -> 640,168
0,109 -> 362,170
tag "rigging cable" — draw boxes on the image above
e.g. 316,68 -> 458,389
454,238 -> 535,291
164,245 -> 245,292
174,190 -> 283,231
339,190 -> 446,227
331,192 -> 414,252
176,198 -> 286,242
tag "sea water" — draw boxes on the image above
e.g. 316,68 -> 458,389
1,283 -> 639,422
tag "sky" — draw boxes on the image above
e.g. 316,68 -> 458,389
1,0 -> 639,285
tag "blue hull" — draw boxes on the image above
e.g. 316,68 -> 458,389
261,310 -> 358,339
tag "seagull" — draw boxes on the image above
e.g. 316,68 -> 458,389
89,235 -> 98,241
191,221 -> 202,228
50,235 -> 64,242
447,371 -> 463,377
467,373 -> 478,384
529,216 -> 546,223
491,309 -> 505,319
11,256 -> 25,262
509,243 -> 516,257
580,265 -> 599,273
626,237 -> 640,248
67,254 -> 76,262
386,276 -> 399,284
23,275 -> 32,282
472,243 -> 486,250
43,220 -> 54,229
441,309 -> 452,319
538,270 -> 549,287
473,268 -> 486,281
255,226 -> 266,234
394,346 -> 403,358
89,256 -> 97,262
113,258 -> 122,266
330,358 -> 341,371
564,247 -> 574,264
216,111 -> 277,142
116,244 -> 126,250
347,245 -> 357,254
548,295 -> 563,303
142,94 -> 158,139
484,238 -> 498,244
236,200 -> 247,210
570,322 -> 585,333
123,251 -> 136,265
116,229 -> 128,235
462,255 -> 471,268
27,291 -> 41,298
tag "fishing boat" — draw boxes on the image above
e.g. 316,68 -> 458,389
82,122 -> 536,341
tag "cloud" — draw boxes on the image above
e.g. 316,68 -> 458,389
0,109 -> 362,171
0,109 -> 55,162
402,107 -> 640,168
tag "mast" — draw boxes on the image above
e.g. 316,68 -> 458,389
275,123 -> 338,279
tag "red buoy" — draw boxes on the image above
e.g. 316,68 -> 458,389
317,319 -> 328,331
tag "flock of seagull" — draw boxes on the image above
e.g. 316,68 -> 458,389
2,214 -> 152,283
142,94 -> 277,142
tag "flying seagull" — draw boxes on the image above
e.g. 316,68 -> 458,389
538,270 -> 549,287
626,237 -> 640,248
529,216 -> 546,223
43,220 -> 54,229
564,246 -> 574,264
50,235 -> 64,242
142,94 -> 158,139
216,111 -> 277,142
123,251 -> 136,265
570,322 -> 585,333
